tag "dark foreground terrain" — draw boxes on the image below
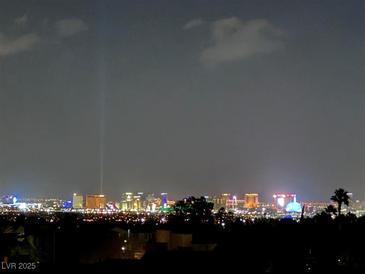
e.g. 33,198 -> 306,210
1,210 -> 365,273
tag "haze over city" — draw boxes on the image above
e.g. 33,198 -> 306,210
0,0 -> 364,201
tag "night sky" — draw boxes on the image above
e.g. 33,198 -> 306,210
0,0 -> 364,201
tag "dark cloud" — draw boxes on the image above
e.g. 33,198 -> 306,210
201,17 -> 285,65
14,14 -> 28,27
0,32 -> 39,56
55,18 -> 88,37
183,18 -> 205,30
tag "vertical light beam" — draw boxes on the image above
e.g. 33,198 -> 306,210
96,1 -> 107,195
99,84 -> 105,194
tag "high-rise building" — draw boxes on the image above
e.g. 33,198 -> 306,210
212,193 -> 231,210
136,192 -> 146,209
133,193 -> 143,211
273,193 -> 296,209
244,193 -> 259,208
72,193 -> 83,208
161,193 -> 168,209
1,195 -> 17,204
121,192 -> 134,211
86,194 -> 106,209
63,200 -> 72,208
145,193 -> 160,211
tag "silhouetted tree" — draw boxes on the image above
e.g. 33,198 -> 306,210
331,188 -> 350,216
300,204 -> 306,221
174,196 -> 214,224
325,204 -> 337,216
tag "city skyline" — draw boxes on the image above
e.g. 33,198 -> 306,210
2,189 -> 363,222
1,0 -> 364,201
0,189 -> 359,205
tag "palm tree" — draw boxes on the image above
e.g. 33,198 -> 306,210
330,188 -> 350,216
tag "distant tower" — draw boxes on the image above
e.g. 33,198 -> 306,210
133,193 -> 143,211
161,193 -> 168,209
86,194 -> 106,209
244,193 -> 259,208
121,192 -> 134,211
212,193 -> 231,210
146,193 -> 157,211
72,193 -> 84,208
221,193 -> 231,209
